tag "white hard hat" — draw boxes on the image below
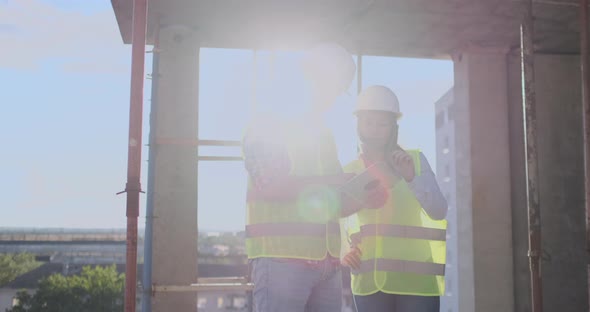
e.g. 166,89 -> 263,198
301,43 -> 356,94
355,85 -> 402,118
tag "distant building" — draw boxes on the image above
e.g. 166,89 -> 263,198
195,264 -> 250,312
435,88 -> 459,312
0,228 -> 252,312
212,244 -> 230,257
0,228 -> 355,311
0,227 -> 142,264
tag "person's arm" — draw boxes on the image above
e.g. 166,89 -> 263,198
407,153 -> 448,220
340,193 -> 363,218
243,131 -> 354,202
339,185 -> 388,217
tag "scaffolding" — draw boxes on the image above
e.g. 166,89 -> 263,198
115,0 -> 590,311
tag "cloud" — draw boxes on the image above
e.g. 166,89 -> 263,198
0,0 -> 131,73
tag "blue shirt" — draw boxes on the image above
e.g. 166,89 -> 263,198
408,153 -> 448,220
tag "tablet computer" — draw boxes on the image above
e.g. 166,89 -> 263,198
339,161 -> 400,202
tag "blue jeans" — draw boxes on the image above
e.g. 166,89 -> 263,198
354,291 -> 440,312
250,257 -> 342,312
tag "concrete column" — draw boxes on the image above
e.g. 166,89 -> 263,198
508,54 -> 588,312
151,25 -> 199,311
453,51 -> 514,312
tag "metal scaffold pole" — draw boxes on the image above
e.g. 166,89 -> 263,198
142,16 -> 161,312
579,1 -> 590,310
122,0 -> 148,311
356,53 -> 362,95
521,0 -> 543,311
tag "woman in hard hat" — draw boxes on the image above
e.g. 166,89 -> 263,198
341,85 -> 448,312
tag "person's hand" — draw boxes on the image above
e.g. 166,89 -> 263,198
362,181 -> 389,209
342,247 -> 362,270
390,149 -> 415,182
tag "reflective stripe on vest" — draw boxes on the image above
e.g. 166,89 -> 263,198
357,224 -> 446,241
349,224 -> 446,244
246,222 -> 340,237
353,258 -> 445,276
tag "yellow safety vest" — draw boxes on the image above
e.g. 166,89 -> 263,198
343,150 -> 447,296
245,122 -> 342,260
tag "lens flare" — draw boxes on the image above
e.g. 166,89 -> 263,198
296,185 -> 341,223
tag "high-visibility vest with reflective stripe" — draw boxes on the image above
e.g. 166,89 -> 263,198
246,123 -> 342,260
344,150 -> 447,296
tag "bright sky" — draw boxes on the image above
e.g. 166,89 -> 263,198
0,0 -> 453,231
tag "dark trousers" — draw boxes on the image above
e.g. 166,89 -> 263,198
354,291 -> 440,312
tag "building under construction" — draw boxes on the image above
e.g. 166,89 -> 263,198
110,0 -> 590,311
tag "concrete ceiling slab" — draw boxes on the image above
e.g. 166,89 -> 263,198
111,0 -> 584,58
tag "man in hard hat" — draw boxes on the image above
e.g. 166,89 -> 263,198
242,43 -> 383,312
341,85 -> 448,312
